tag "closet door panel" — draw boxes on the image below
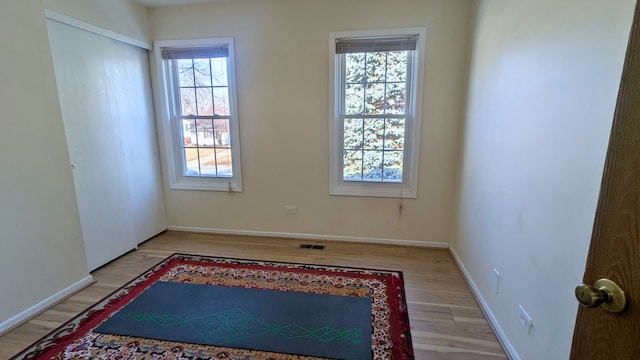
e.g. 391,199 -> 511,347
47,20 -> 137,270
107,39 -> 167,244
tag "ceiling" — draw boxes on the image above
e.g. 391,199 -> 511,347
131,0 -> 228,7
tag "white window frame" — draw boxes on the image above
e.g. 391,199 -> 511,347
153,37 -> 242,191
329,28 -> 426,198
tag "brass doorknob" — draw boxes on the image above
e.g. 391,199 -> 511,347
575,278 -> 627,313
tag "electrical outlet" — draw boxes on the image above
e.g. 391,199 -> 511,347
284,205 -> 297,214
518,304 -> 533,329
493,268 -> 501,294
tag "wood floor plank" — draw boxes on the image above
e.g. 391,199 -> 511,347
0,342 -> 26,359
413,347 -> 507,360
0,231 -> 506,359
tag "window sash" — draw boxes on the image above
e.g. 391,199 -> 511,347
340,114 -> 408,183
168,58 -> 234,179
337,51 -> 414,184
179,115 -> 231,119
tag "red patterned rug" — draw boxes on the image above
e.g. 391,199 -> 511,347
11,254 -> 414,360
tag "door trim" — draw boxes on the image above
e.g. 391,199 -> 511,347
44,10 -> 151,50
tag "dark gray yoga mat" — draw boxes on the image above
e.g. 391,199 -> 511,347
95,281 -> 372,360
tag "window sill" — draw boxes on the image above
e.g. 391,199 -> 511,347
169,177 -> 242,192
329,184 -> 416,198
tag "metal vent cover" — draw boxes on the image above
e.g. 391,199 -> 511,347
299,244 -> 325,250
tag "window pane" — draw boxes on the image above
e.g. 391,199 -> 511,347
343,150 -> 363,181
362,150 -> 383,181
365,52 -> 386,83
213,87 -> 230,115
180,88 -> 196,115
345,53 -> 365,83
196,119 -> 213,146
216,146 -> 233,177
198,147 -> 217,176
365,83 -> 385,114
385,82 -> 406,114
193,58 -> 212,86
343,118 -> 363,150
196,87 -> 213,115
182,119 -> 196,147
363,118 -> 384,149
384,119 -> 405,150
211,57 -> 228,86
383,150 -> 404,182
182,146 -> 233,178
184,147 -> 200,175
386,51 -> 407,82
345,83 -> 364,115
214,119 -> 231,146
177,59 -> 194,87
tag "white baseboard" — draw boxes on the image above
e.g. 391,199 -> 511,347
449,246 -> 521,360
167,226 -> 449,249
0,275 -> 95,335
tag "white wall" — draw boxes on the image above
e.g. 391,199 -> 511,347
150,0 -> 473,244
453,1 -> 635,359
0,0 -> 88,325
0,0 -> 151,329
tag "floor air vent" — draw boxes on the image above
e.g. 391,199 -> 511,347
299,244 -> 325,250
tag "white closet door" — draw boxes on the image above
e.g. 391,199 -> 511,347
106,39 -> 167,244
47,20 -> 166,270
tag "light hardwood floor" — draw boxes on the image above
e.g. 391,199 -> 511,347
0,231 -> 507,359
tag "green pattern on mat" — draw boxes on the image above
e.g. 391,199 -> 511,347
121,308 -> 362,345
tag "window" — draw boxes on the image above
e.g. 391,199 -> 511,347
329,28 -> 425,198
154,38 -> 242,191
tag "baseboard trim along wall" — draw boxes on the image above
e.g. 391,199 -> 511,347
449,246 -> 521,360
0,275 -> 95,335
167,226 -> 449,249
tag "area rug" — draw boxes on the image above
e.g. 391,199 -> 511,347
11,253 -> 414,360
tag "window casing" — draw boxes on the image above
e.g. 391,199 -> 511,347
329,28 -> 425,198
154,38 -> 242,191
